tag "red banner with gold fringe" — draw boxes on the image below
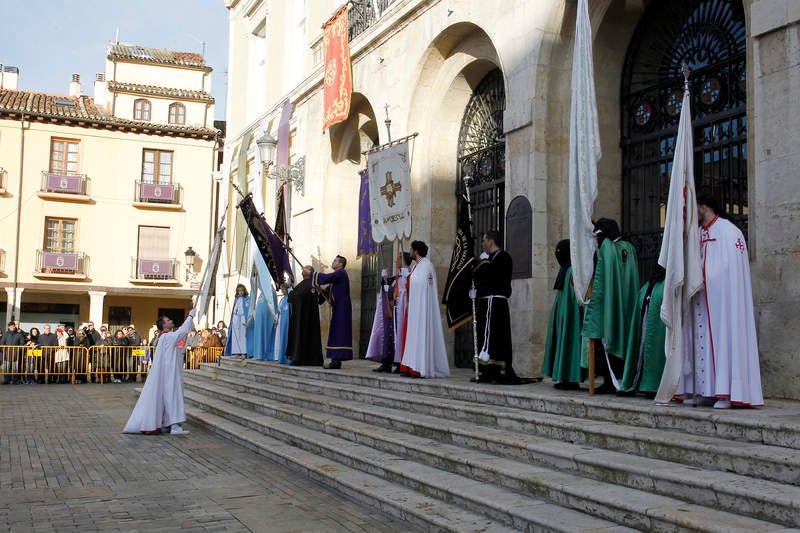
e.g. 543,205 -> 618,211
322,4 -> 352,130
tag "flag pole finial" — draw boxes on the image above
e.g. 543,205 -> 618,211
681,62 -> 691,91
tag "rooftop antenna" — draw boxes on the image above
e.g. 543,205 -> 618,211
187,34 -> 207,56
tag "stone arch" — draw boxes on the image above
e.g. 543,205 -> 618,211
406,22 -> 504,263
328,92 -> 380,164
320,92 -> 381,356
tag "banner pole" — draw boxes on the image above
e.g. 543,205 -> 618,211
462,175 -> 480,383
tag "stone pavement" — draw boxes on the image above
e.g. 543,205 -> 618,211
0,383 -> 421,532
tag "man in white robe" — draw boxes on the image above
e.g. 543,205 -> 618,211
679,194 -> 764,408
399,241 -> 450,378
124,309 -> 196,434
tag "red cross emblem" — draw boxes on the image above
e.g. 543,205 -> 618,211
735,237 -> 745,252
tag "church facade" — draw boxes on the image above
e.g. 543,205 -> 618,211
221,0 -> 800,399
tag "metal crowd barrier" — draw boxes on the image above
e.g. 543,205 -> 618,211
0,344 -> 221,384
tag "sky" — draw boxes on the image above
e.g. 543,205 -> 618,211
0,0 -> 230,120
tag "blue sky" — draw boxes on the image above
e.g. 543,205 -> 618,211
0,0 -> 230,120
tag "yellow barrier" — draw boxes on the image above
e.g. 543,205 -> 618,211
186,346 -> 223,369
0,344 -> 219,384
1,345 -> 89,384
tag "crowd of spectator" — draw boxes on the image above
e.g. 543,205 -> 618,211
0,318 -> 227,384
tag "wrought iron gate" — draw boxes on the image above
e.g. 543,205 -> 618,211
621,0 -> 747,281
358,242 -> 392,358
454,68 -> 506,367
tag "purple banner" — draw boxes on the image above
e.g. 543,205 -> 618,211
140,183 -> 175,201
276,99 -> 293,166
238,194 -> 294,285
357,169 -> 378,257
138,259 -> 173,276
46,173 -> 83,194
43,252 -> 78,270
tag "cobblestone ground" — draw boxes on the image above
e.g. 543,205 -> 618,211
0,383 -> 421,532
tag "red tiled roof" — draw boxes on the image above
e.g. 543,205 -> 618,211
107,43 -> 210,70
0,89 -> 218,140
107,81 -> 214,103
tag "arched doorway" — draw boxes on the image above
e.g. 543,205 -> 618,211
454,67 -> 505,367
621,0 -> 747,279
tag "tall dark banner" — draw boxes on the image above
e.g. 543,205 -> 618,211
238,193 -> 293,285
275,185 -> 287,242
442,196 -> 475,330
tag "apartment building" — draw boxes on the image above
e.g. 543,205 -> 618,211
0,43 -> 220,335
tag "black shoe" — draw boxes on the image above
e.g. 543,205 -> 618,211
372,364 -> 389,373
616,389 -> 637,397
325,360 -> 341,370
554,381 -> 580,390
392,365 -> 401,373
594,383 -> 616,394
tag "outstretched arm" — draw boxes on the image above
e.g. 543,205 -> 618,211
175,309 -> 197,339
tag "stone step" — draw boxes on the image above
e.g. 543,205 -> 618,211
185,389 -> 636,533
184,377 -> 793,532
212,358 -> 800,451
188,370 -> 800,526
198,363 -> 800,488
184,406 -> 518,533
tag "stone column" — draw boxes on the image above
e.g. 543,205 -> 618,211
5,287 -> 23,323
750,1 -> 800,399
87,291 -> 107,327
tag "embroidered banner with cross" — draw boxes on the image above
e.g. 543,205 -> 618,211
367,141 -> 412,242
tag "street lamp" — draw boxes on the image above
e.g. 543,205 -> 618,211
255,130 -> 306,196
184,246 -> 196,281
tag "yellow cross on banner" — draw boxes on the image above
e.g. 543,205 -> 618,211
380,171 -> 402,207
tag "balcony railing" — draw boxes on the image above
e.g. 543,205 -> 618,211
40,171 -> 90,196
348,0 -> 398,41
133,180 -> 183,207
34,250 -> 89,278
130,257 -> 179,281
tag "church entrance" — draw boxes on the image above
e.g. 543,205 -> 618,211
621,0 -> 747,280
453,68 -> 506,367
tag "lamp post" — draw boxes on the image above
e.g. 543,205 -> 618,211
256,130 -> 306,242
184,246 -> 196,281
256,131 -> 305,196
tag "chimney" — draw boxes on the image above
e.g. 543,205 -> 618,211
69,73 -> 81,97
1,66 -> 19,90
93,73 -> 107,109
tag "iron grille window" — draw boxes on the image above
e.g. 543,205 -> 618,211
621,0 -> 747,280
454,68 -> 506,367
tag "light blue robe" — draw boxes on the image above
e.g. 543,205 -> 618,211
252,293 -> 277,360
225,296 -> 249,356
273,295 -> 290,364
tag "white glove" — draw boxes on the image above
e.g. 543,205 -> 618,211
380,269 -> 388,278
479,252 -> 489,260
383,284 -> 390,292
468,288 -> 477,299
400,267 -> 409,276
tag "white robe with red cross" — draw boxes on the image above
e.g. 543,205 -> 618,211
680,216 -> 764,406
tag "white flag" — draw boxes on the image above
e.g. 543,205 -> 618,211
655,87 -> 704,403
195,220 -> 224,322
368,141 -> 412,242
568,0 -> 601,305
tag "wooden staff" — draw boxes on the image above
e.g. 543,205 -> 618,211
463,175 -> 480,382
586,279 -> 595,395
